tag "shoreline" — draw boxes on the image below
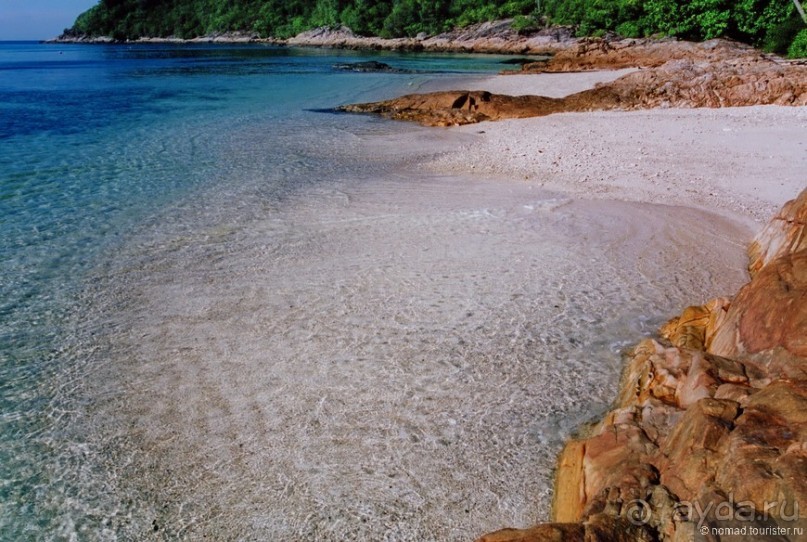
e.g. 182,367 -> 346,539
382,66 -> 805,225
46,20 -> 576,53
27,38 -> 805,539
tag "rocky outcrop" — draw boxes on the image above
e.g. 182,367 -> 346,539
476,189 -> 807,541
284,20 -> 575,53
339,39 -> 807,126
338,90 -> 568,126
517,37 -> 763,72
747,190 -> 807,277
585,55 -> 807,108
48,33 -> 114,44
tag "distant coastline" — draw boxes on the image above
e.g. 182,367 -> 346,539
46,20 -> 577,55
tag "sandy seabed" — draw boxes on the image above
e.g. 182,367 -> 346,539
67,71 -> 805,540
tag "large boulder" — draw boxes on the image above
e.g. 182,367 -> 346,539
708,251 -> 807,376
748,189 -> 807,276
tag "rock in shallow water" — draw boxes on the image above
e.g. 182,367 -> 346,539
331,60 -> 413,73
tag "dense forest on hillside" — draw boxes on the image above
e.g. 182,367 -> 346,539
68,0 -> 806,55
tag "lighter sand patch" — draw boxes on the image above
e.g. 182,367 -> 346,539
425,103 -> 806,224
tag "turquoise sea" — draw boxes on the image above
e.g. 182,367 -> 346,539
0,42 -> 515,539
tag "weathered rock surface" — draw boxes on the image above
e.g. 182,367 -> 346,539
475,190 -> 807,541
748,189 -> 807,277
708,250 -> 807,379
517,37 -> 763,72
339,40 -> 807,126
338,90 -> 567,126
587,55 -> 807,109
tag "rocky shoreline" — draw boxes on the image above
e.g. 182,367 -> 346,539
48,19 -> 572,52
476,189 -> 807,542
47,29 -> 279,44
338,39 -> 806,126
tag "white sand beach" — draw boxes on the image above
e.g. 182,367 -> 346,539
73,70 -> 804,540
425,71 -> 806,224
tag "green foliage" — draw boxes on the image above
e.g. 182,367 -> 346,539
275,16 -> 310,38
310,0 -> 340,28
764,14 -> 805,52
511,14 -> 538,34
615,20 -> 641,37
65,0 -> 800,47
338,0 -> 390,35
685,1 -> 731,39
540,0 -> 798,44
788,28 -> 807,57
452,3 -> 498,28
381,0 -> 417,37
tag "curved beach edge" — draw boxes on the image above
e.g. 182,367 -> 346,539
476,188 -> 807,541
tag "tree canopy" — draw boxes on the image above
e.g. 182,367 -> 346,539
69,0 -> 804,55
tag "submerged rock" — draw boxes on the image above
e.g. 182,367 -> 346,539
500,57 -> 546,65
476,189 -> 807,541
332,60 -> 412,73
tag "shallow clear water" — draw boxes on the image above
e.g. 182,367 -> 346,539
0,42 -> 750,540
0,42 -> 518,539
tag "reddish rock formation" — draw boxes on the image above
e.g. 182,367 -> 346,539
708,191 -> 807,380
339,40 -> 807,126
517,37 -> 764,72
338,90 -> 568,126
476,189 -> 807,542
708,250 -> 807,380
748,189 -> 807,277
585,56 -> 807,108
